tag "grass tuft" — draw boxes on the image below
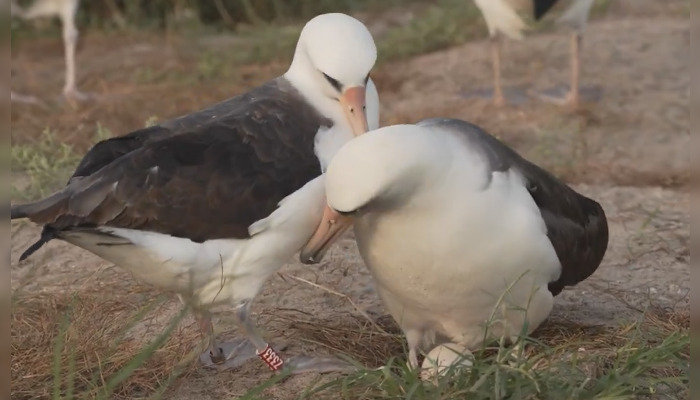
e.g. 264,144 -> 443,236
291,307 -> 689,400
377,0 -> 486,63
11,292 -> 199,400
10,128 -> 84,200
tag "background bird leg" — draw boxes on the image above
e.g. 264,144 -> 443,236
59,1 -> 91,105
567,32 -> 582,108
490,34 -> 506,106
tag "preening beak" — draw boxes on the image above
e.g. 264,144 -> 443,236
339,86 -> 368,136
300,205 -> 353,264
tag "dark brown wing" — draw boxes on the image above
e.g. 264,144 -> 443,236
515,160 -> 608,296
12,77 -> 332,254
69,125 -> 173,182
419,118 -> 609,295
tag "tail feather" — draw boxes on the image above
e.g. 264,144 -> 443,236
11,191 -> 70,223
19,226 -> 58,261
12,191 -> 71,262
10,204 -> 28,220
533,0 -> 560,21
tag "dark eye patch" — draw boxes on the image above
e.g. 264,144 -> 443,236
322,72 -> 342,92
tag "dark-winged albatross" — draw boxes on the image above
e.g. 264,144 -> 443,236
11,12 -> 379,374
300,118 -> 608,369
471,0 -> 595,107
11,0 -> 92,105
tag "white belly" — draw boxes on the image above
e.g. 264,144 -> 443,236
354,171 -> 560,349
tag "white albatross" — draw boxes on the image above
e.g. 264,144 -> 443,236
10,0 -> 93,105
471,0 -> 595,107
300,118 -> 609,368
11,13 -> 379,374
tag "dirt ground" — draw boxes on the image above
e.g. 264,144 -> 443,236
10,2 -> 689,399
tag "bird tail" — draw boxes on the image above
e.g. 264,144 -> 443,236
18,226 -> 59,261
11,191 -> 72,261
11,191 -> 70,223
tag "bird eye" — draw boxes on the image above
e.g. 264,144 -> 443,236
322,72 -> 342,92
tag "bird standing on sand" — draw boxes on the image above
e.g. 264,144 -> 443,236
301,118 -> 608,369
472,0 -> 595,107
11,0 -> 92,105
11,13 -> 379,374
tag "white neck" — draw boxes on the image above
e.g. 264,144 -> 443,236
285,52 -> 382,172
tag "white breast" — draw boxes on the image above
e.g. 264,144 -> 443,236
354,159 -> 561,349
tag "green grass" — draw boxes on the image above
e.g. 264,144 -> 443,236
11,122 -> 111,201
11,280 -> 689,400
377,0 -> 486,63
277,313 -> 688,400
10,128 -> 86,200
70,0 -> 622,88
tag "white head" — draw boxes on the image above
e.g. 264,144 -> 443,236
299,124 -> 448,263
285,13 -> 379,137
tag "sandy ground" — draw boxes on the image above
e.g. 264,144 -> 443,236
10,2 -> 689,399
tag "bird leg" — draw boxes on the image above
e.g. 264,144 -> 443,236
490,34 -> 506,107
230,300 -> 353,374
197,312 -> 224,363
60,7 -> 91,106
198,300 -> 352,373
405,329 -> 423,370
566,32 -> 582,109
197,310 -> 257,370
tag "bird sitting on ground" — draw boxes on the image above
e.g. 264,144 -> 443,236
300,117 -> 608,369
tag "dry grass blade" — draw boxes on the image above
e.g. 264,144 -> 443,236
11,293 -> 200,400
270,310 -> 404,368
279,272 -> 390,335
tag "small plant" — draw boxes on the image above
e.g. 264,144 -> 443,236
11,128 -> 83,200
11,122 -> 121,201
94,122 -> 114,142
144,116 -> 160,128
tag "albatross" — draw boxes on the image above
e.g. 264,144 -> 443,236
471,0 -> 595,107
11,12 -> 379,374
300,118 -> 608,368
11,0 -> 92,105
